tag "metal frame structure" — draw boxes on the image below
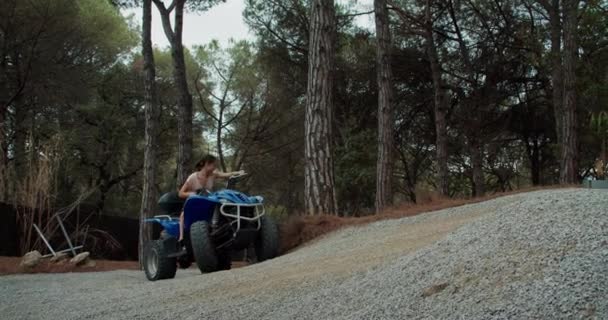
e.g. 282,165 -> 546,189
219,202 -> 265,234
152,215 -> 177,221
33,215 -> 83,258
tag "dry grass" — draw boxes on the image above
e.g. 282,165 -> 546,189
13,137 -> 63,254
279,185 -> 578,254
12,135 -> 119,257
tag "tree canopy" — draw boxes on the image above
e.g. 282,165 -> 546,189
2,0 -> 607,221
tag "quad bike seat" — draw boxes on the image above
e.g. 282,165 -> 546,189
158,191 -> 184,216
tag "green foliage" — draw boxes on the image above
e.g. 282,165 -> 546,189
2,0 -> 143,214
590,112 -> 608,135
335,128 -> 377,214
77,0 -> 138,59
193,39 -> 260,108
4,0 -> 608,218
1,0 -> 137,106
183,0 -> 226,12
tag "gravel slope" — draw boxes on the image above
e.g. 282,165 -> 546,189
1,189 -> 606,319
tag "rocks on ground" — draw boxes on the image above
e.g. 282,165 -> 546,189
19,250 -> 42,268
70,252 -> 91,266
20,250 -> 96,270
49,252 -> 70,263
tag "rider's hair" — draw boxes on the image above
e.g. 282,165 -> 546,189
195,154 -> 217,170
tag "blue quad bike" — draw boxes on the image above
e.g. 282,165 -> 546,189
143,174 -> 279,281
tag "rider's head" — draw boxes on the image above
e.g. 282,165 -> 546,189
195,154 -> 217,174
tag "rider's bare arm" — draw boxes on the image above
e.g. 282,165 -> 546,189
178,179 -> 196,199
214,170 -> 245,179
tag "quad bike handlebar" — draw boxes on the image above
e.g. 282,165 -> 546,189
196,189 -> 210,196
229,171 -> 247,179
193,172 -> 248,193
226,171 -> 247,189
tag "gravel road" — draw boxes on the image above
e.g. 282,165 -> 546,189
1,189 -> 607,320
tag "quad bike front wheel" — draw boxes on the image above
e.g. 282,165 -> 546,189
217,252 -> 231,270
143,240 -> 177,281
190,221 -> 218,273
255,216 -> 279,261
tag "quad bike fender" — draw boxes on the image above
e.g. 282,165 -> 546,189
182,196 -> 218,231
144,217 -> 180,239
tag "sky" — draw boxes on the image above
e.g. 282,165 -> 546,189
123,0 -> 374,48
123,0 -> 250,48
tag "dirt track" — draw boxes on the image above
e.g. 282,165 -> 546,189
1,189 -> 606,319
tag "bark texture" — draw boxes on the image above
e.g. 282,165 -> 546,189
560,0 -> 578,183
153,0 -> 193,187
548,0 -> 564,148
304,0 -> 338,215
374,0 -> 394,213
470,140 -> 485,197
139,0 -> 160,265
13,99 -> 26,182
424,0 -> 450,197
0,105 -> 6,201
526,139 -> 542,186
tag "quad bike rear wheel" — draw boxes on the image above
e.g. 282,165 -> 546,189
143,240 -> 177,281
255,216 -> 279,261
190,221 -> 218,273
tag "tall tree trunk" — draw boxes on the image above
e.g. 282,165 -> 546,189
547,0 -> 564,151
139,0 -> 160,266
304,0 -> 338,215
172,2 -> 193,187
154,0 -> 193,187
560,0 -> 578,183
526,139 -> 542,186
374,0 -> 394,213
216,106 -> 226,171
424,0 -> 450,197
0,104 -> 6,201
470,139 -> 485,197
13,99 -> 26,184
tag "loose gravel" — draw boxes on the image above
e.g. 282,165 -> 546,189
1,189 -> 606,320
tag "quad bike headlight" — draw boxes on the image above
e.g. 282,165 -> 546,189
251,196 -> 264,203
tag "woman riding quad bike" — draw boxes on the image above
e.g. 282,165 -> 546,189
142,155 -> 279,281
